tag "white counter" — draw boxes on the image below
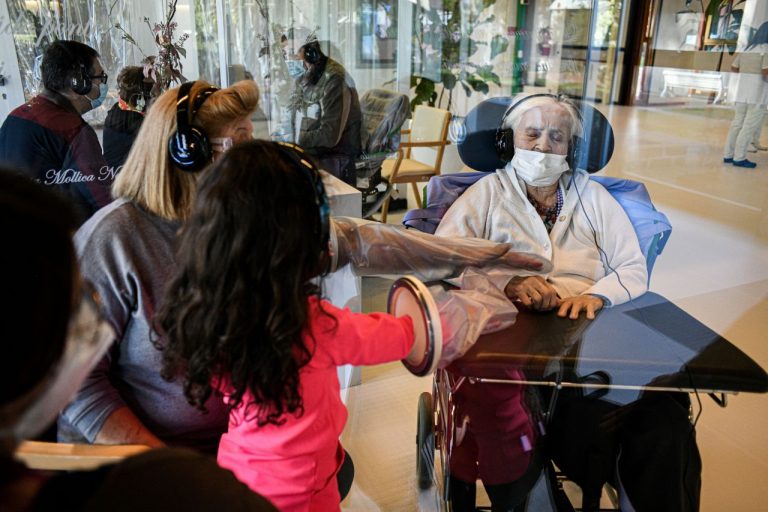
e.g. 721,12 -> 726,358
321,172 -> 364,393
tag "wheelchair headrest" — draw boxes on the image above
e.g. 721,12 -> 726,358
359,88 -> 410,155
456,95 -> 614,173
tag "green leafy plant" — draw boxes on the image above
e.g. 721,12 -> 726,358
111,0 -> 189,95
410,0 -> 508,111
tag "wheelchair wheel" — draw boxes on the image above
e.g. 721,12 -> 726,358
416,391 -> 435,490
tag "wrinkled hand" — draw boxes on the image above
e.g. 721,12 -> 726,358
504,276 -> 560,311
557,294 -> 604,320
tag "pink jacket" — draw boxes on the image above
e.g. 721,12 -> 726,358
218,297 -> 414,511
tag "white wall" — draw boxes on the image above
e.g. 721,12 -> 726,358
0,0 -> 25,122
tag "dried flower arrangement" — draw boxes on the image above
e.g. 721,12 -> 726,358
112,0 -> 189,95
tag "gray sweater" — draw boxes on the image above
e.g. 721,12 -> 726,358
58,198 -> 228,453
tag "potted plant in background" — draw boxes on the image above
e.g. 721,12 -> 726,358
406,0 -> 510,177
410,0 -> 508,112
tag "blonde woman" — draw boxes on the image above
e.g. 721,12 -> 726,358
58,80 -> 259,451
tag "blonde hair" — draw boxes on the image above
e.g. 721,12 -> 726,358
502,94 -> 583,139
112,80 -> 259,220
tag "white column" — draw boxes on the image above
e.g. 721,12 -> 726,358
396,0 -> 413,95
0,0 -> 26,122
214,0 -> 228,86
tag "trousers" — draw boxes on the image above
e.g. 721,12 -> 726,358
724,102 -> 766,161
548,389 -> 701,512
448,374 -> 544,511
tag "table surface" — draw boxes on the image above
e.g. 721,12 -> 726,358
450,292 -> 768,395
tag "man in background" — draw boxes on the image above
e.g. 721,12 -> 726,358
286,30 -> 361,185
0,40 -> 113,224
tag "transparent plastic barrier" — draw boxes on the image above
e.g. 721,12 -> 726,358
329,216 -> 551,282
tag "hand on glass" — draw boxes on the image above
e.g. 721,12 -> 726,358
505,276 -> 560,311
557,294 -> 604,320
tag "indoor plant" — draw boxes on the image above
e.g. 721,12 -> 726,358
112,0 -> 189,95
410,0 -> 508,111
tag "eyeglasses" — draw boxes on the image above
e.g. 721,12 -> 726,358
89,72 -> 108,83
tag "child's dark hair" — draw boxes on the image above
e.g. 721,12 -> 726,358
157,140 -> 331,426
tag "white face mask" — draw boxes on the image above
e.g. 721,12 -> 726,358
286,59 -> 305,79
89,82 -> 108,110
511,148 -> 569,187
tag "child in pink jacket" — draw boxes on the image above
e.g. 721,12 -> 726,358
157,141 -> 427,511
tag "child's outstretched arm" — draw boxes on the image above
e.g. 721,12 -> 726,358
311,299 -> 417,367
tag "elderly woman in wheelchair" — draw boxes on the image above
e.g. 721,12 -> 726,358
428,94 -> 700,512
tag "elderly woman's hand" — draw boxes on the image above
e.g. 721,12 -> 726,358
557,294 -> 604,320
504,276 -> 560,311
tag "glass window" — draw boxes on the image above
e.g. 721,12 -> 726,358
0,2 -> 765,509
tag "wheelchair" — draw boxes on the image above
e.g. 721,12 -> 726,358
387,277 -> 586,512
408,310 -> 616,512
354,88 -> 410,219
393,95 -> 673,511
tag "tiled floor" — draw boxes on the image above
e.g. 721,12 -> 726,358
340,104 -> 768,511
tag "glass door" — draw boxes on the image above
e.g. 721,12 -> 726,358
523,0 -> 626,104
581,0 -> 625,103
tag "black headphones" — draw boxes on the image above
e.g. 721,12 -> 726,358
274,142 -> 330,259
303,42 -> 320,65
70,61 -> 92,96
168,81 -> 219,173
53,42 -> 92,95
494,93 -> 584,169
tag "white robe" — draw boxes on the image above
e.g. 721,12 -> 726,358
728,45 -> 768,106
435,165 -> 648,307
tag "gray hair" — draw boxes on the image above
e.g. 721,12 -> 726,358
502,94 -> 584,139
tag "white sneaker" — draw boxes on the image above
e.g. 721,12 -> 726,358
748,144 -> 758,153
753,142 -> 768,151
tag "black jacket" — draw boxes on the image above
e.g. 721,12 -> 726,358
103,103 -> 144,169
289,58 -> 362,183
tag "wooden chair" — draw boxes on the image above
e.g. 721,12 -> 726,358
15,440 -> 151,471
380,105 -> 451,223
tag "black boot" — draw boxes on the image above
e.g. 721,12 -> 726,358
449,476 -> 477,512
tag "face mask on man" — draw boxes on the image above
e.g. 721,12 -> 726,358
286,59 -> 305,80
89,82 -> 108,110
511,148 -> 569,187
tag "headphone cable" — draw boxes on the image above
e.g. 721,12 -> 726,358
569,172 -> 633,305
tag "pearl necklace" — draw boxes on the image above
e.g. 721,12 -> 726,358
528,186 -> 563,232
